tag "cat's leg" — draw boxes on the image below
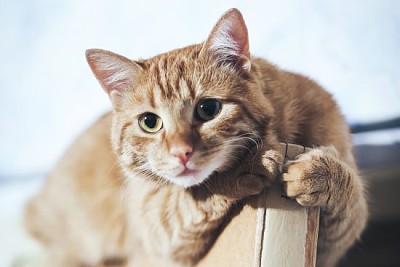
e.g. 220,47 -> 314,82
202,148 -> 283,199
282,146 -> 368,267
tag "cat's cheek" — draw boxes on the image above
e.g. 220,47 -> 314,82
119,149 -> 135,167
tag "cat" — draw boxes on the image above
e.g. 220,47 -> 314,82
25,8 -> 367,267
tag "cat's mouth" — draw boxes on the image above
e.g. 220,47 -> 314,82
166,165 -> 213,188
161,146 -> 239,187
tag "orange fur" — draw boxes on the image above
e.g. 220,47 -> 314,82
25,8 -> 367,267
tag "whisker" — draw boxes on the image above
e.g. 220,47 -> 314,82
225,134 -> 262,153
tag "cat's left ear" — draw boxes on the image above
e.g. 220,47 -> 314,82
200,8 -> 251,73
86,49 -> 143,109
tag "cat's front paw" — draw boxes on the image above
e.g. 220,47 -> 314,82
261,149 -> 283,180
282,146 -> 345,207
232,148 -> 283,198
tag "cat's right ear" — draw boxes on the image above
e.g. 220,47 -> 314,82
200,8 -> 251,73
86,49 -> 142,109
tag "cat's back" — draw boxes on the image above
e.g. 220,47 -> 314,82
253,58 -> 354,165
25,112 -> 129,265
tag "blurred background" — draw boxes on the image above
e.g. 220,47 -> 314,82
1,0 -> 399,266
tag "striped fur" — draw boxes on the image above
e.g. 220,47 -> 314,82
25,8 -> 367,267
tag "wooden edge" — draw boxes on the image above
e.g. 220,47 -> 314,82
285,143 -> 320,267
305,207 -> 320,267
257,143 -> 320,267
260,183 -> 309,267
254,188 -> 267,267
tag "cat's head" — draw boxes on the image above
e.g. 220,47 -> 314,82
86,8 -> 273,187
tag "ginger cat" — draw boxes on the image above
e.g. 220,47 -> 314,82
25,8 -> 367,267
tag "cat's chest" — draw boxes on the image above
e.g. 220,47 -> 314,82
123,175 -> 166,218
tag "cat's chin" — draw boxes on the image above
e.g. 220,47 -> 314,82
166,168 -> 213,188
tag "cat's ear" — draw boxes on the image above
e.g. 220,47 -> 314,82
86,49 -> 142,108
200,8 -> 251,72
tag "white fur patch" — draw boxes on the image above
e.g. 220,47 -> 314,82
209,20 -> 241,63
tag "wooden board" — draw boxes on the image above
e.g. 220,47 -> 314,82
197,143 -> 320,267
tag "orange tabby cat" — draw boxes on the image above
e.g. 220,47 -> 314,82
25,8 -> 367,267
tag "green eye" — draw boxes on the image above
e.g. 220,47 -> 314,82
139,113 -> 163,133
196,99 -> 222,121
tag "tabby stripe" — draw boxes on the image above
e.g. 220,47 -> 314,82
160,189 -> 173,238
143,187 -> 161,206
323,199 -> 357,243
322,214 -> 357,245
165,63 -> 176,98
161,59 -> 173,98
174,191 -> 184,232
155,64 -> 163,92
174,75 -> 182,99
117,121 -> 133,155
156,60 -> 167,98
322,203 -> 347,229
224,98 -> 269,127
186,78 -> 196,99
148,86 -> 155,108
177,60 -> 184,75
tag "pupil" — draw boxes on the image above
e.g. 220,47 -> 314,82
145,115 -> 157,128
201,101 -> 216,116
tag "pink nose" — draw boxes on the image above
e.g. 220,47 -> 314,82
170,144 -> 193,165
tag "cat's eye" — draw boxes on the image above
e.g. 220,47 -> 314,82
196,99 -> 222,121
138,113 -> 163,133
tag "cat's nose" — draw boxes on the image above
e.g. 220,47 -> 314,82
170,143 -> 193,165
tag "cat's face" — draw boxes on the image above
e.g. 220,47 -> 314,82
86,9 -> 272,187
111,48 -> 270,187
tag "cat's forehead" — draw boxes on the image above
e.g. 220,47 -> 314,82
142,61 -> 197,107
136,44 -> 238,106
138,47 -> 201,103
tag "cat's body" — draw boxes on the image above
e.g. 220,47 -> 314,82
25,9 -> 367,267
